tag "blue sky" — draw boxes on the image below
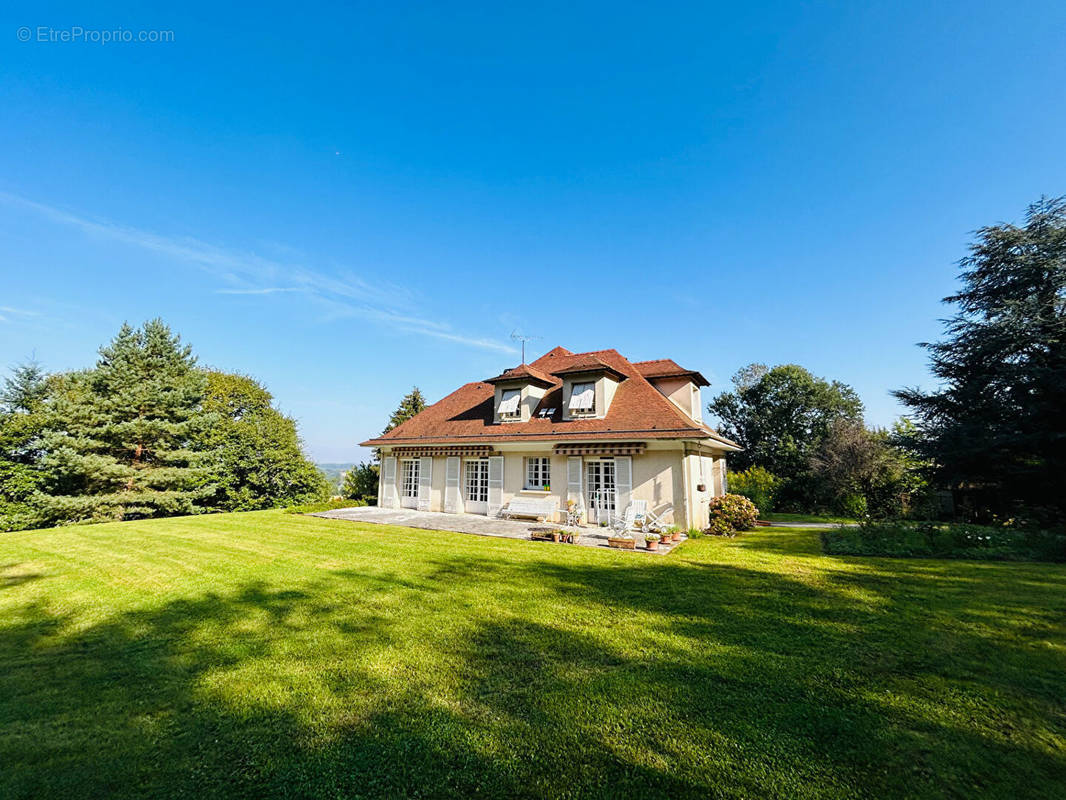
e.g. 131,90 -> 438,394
2,1 -> 1065,462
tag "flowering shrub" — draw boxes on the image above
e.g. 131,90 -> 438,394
708,493 -> 759,532
706,517 -> 736,537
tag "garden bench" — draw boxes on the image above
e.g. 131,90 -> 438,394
501,497 -> 558,521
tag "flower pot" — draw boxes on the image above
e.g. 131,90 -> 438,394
608,537 -> 636,550
671,531 -> 681,542
697,483 -> 706,492
551,532 -> 561,543
646,539 -> 660,551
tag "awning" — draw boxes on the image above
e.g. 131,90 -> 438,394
554,442 -> 647,456
393,445 -> 496,458
568,383 -> 594,410
498,389 -> 521,414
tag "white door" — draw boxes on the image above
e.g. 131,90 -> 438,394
464,458 -> 489,514
585,459 -> 616,524
400,459 -> 420,509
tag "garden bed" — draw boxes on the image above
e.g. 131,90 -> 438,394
821,520 -> 1066,562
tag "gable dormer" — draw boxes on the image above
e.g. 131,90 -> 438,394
484,364 -> 555,423
552,356 -> 627,421
634,359 -> 710,423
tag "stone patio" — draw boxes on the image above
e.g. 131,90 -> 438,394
310,506 -> 682,553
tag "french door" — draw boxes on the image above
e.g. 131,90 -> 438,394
586,459 -> 616,523
464,459 -> 489,514
400,459 -> 420,509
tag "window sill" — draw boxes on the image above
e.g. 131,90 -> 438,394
520,488 -> 552,494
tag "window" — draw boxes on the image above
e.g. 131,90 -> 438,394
465,459 -> 489,503
525,457 -> 551,490
401,459 -> 420,498
498,389 -> 521,418
568,382 -> 595,413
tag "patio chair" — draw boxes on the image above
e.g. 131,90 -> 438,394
630,499 -> 648,531
644,503 -> 674,532
609,503 -> 639,537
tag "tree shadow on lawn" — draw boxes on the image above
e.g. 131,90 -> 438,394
2,548 -> 1065,799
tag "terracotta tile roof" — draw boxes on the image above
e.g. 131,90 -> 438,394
549,354 -> 627,382
633,358 -> 710,387
361,347 -> 739,449
484,363 -> 555,388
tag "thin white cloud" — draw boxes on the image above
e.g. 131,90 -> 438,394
0,191 -> 517,354
215,287 -> 304,295
0,305 -> 39,323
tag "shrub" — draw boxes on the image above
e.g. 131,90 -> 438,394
705,517 -> 736,537
708,493 -> 759,532
727,467 -> 782,514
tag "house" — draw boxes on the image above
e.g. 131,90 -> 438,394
360,347 -> 741,529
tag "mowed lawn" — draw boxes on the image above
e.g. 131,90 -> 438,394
2,513 -> 1065,799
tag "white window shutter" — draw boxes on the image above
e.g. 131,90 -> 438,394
720,458 -> 728,494
417,457 -> 433,510
487,456 -> 504,517
381,456 -> 398,508
567,456 -> 583,509
615,456 -> 632,512
444,457 -> 461,513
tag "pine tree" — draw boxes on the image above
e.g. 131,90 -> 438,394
0,361 -> 49,530
374,387 -> 427,461
895,197 -> 1066,522
384,387 -> 427,434
36,319 -> 217,523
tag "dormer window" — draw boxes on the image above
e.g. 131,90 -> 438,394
568,382 -> 595,415
498,388 -> 521,419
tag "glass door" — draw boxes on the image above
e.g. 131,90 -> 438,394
401,459 -> 420,509
585,459 -> 616,524
464,459 -> 489,514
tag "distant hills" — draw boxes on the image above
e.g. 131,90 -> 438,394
316,463 -> 356,491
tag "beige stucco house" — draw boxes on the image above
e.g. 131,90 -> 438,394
361,346 -> 740,530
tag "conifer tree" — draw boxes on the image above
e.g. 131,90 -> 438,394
36,319 -> 217,523
384,387 -> 427,434
0,361 -> 49,530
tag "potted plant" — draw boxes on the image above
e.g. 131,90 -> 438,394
551,530 -> 562,543
608,535 -> 635,549
645,533 -> 661,551
665,526 -> 681,542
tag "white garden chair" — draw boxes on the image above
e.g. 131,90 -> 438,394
645,503 -> 674,532
610,502 -> 640,536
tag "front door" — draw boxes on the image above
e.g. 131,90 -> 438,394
586,459 -> 616,523
464,458 -> 489,514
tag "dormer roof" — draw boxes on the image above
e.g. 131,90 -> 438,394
633,358 -> 710,387
483,363 -> 556,388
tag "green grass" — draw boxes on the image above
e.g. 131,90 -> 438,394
763,512 -> 859,524
2,512 -> 1065,799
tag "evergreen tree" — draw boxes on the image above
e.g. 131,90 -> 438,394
384,387 -> 427,434
198,370 -> 329,510
0,361 -> 49,531
895,197 -> 1066,523
36,320 -> 216,523
374,387 -> 427,460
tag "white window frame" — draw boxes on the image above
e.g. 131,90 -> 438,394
568,381 -> 595,414
401,458 -> 420,499
525,457 -> 551,491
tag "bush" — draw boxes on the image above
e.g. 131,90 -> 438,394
708,493 -> 759,532
705,517 -> 736,537
727,467 -> 782,514
821,519 -> 1066,562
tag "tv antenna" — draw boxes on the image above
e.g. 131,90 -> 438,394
510,330 -> 542,364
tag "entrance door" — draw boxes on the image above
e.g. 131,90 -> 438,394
464,458 -> 489,514
400,459 -> 420,509
585,459 -> 616,523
